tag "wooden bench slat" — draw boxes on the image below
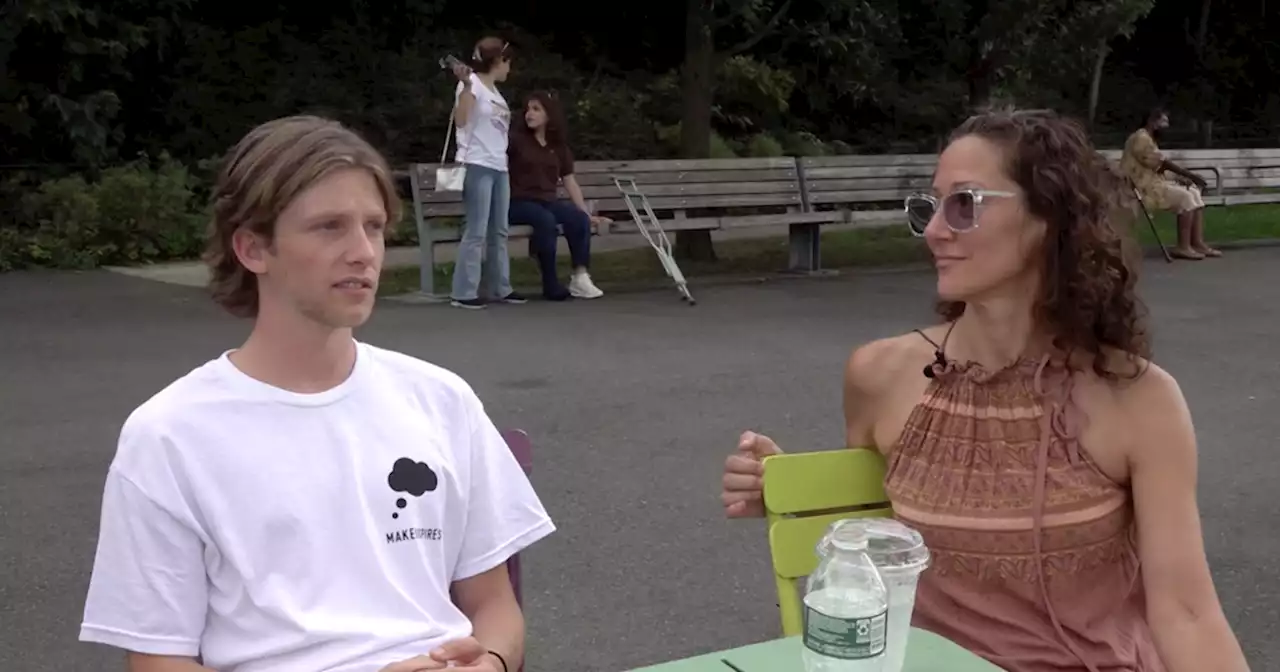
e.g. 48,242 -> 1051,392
413,172 -> 800,194
1219,168 -> 1280,179
569,157 -> 798,172
802,165 -> 936,180
799,154 -> 938,168
809,189 -> 916,204
574,180 -> 800,200
419,180 -> 800,203
1222,192 -> 1280,205
1204,159 -> 1280,170
590,193 -> 800,211
422,192 -> 802,219
569,168 -> 798,187
411,158 -> 795,179
422,203 -> 466,217
805,177 -> 933,192
1220,177 -> 1280,189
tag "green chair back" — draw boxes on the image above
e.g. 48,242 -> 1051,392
762,448 -> 891,636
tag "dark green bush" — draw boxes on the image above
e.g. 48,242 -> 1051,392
1,155 -> 207,271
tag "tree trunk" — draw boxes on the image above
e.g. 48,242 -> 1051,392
963,0 -> 993,111
967,71 -> 993,111
1087,40 -> 1109,126
1195,0 -> 1212,57
675,0 -> 718,262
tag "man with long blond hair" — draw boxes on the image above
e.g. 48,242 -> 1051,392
79,115 -> 552,672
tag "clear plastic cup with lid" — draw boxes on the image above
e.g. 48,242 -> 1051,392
816,518 -> 930,672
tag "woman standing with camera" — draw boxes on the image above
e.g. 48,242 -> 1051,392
448,37 -> 524,309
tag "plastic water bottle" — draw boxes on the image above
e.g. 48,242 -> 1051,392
802,520 -> 888,672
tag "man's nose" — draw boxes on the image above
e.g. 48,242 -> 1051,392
347,225 -> 379,264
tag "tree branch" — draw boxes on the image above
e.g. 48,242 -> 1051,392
724,0 -> 792,56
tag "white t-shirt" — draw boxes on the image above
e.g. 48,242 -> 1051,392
79,342 -> 555,671
454,73 -> 510,172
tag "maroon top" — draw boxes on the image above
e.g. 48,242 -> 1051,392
508,131 -> 575,202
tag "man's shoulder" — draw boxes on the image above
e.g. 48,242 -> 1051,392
360,343 -> 480,405
122,357 -> 229,436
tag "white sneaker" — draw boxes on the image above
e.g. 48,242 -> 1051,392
568,271 -> 604,299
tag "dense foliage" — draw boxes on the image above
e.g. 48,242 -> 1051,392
2,0 -> 1275,269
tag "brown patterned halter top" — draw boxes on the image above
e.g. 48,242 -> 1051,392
883,331 -> 1165,672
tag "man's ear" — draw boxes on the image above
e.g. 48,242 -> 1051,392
231,227 -> 271,275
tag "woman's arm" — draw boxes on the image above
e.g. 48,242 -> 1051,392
562,174 -> 590,213
1125,365 -> 1250,671
454,81 -> 476,128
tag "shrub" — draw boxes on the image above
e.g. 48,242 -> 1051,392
745,133 -> 785,157
92,155 -> 208,262
16,174 -> 107,269
2,155 -> 207,271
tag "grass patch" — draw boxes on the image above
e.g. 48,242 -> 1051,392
379,203 -> 1280,296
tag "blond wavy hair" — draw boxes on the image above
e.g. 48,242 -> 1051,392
202,115 -> 401,318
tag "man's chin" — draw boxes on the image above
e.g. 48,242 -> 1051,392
318,304 -> 374,331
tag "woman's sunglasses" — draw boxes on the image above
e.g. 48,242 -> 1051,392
903,189 -> 1016,236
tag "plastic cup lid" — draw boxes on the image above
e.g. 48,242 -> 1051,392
818,518 -> 930,573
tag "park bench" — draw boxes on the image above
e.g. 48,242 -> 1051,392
406,147 -> 1279,296
796,154 -> 935,229
1098,148 -> 1280,206
798,148 -> 1280,228
406,158 -> 838,296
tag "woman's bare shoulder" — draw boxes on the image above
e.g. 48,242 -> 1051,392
1075,354 -> 1188,469
1075,350 -> 1168,399
845,328 -> 940,395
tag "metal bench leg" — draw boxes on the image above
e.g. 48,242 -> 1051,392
787,222 -> 821,273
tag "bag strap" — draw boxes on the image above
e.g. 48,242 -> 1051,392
440,102 -> 457,165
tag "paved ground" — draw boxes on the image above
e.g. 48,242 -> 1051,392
2,249 -> 1278,671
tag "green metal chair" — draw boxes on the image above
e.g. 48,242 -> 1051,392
762,448 -> 891,636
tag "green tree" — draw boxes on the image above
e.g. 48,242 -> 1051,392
675,0 -> 881,260
1,0 -> 189,168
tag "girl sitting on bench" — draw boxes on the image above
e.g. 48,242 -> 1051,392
508,91 -> 609,301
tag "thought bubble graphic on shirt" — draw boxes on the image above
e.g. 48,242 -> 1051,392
387,458 -> 438,519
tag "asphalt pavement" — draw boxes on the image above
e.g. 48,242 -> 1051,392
1,249 -> 1277,671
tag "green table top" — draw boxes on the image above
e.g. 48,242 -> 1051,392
630,628 -> 1004,671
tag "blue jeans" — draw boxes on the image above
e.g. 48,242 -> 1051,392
450,164 -> 513,301
509,199 -> 592,294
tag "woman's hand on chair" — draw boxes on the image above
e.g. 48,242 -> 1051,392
722,431 -> 783,519
589,215 -> 611,232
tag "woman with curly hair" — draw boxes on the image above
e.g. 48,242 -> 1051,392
719,110 -> 1248,671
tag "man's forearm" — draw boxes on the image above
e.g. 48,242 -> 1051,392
469,598 -> 525,671
127,654 -> 216,672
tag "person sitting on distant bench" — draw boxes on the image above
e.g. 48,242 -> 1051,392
1120,108 -> 1219,260
507,91 -> 610,301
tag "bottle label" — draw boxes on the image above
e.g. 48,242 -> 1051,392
803,606 -> 887,660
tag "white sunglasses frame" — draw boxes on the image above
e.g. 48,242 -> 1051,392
903,189 -> 1017,237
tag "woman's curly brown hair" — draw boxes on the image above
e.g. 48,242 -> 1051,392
513,91 -> 569,148
939,109 -> 1151,380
